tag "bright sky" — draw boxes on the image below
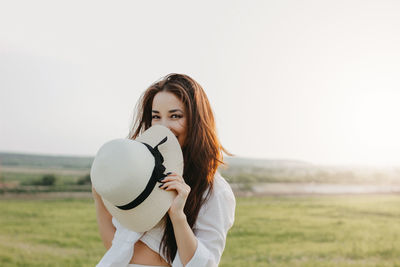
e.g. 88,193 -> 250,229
1,0 -> 400,166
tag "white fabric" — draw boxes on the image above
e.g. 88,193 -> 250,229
128,264 -> 166,267
97,219 -> 143,267
97,172 -> 236,267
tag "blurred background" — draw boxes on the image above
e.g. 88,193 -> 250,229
1,1 -> 400,266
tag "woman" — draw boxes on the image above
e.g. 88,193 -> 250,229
93,73 -> 235,267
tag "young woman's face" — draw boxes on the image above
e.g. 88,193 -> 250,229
151,91 -> 187,147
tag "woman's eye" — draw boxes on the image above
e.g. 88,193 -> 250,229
171,114 -> 182,119
152,115 -> 160,119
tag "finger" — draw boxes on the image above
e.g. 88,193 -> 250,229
159,181 -> 190,193
159,180 -> 189,190
166,171 -> 184,180
160,174 -> 185,183
159,180 -> 180,189
159,177 -> 177,184
163,183 -> 190,196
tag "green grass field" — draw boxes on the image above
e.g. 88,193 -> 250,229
1,195 -> 400,266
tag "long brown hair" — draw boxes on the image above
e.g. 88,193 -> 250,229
128,73 -> 229,263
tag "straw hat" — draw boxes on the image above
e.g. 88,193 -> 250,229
90,125 -> 183,232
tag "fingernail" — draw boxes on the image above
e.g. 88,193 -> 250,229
158,183 -> 164,188
166,172 -> 172,175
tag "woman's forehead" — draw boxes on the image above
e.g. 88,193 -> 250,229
152,91 -> 185,111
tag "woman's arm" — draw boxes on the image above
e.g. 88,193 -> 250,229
166,174 -> 236,267
170,212 -> 197,265
92,186 -> 116,249
159,173 -> 197,265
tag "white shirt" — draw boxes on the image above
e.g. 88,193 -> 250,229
97,172 -> 236,267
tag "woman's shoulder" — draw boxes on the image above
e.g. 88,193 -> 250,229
213,171 -> 234,195
196,171 -> 236,228
202,171 -> 236,209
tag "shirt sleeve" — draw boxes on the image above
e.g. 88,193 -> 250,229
172,184 -> 236,267
96,218 -> 143,267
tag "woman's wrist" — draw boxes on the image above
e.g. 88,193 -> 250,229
169,210 -> 187,224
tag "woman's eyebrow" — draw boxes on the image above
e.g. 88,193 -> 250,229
152,109 -> 183,113
169,109 -> 183,113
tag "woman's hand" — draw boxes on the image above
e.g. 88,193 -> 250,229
159,172 -> 191,221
